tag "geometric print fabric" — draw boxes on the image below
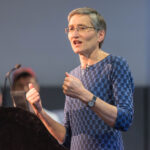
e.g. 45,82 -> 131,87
62,55 -> 134,150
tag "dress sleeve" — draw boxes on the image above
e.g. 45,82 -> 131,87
61,96 -> 72,148
111,56 -> 134,131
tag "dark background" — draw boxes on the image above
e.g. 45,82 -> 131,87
3,86 -> 150,150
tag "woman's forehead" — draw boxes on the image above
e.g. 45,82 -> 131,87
68,14 -> 91,26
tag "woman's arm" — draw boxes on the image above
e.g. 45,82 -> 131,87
26,83 -> 66,143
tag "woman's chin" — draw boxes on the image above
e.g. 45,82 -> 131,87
73,48 -> 83,54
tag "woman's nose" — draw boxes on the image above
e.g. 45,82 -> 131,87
70,29 -> 80,38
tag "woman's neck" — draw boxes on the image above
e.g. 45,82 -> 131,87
79,49 -> 109,69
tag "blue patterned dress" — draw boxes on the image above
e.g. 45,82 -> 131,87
62,54 -> 134,150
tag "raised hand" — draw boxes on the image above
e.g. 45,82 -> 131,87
62,72 -> 85,99
26,83 -> 42,114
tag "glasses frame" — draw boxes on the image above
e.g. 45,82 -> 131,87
65,25 -> 95,34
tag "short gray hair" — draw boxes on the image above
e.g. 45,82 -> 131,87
68,7 -> 106,48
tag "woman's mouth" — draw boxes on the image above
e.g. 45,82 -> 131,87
73,40 -> 82,47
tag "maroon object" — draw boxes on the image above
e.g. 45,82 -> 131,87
12,67 -> 36,82
0,107 -> 67,150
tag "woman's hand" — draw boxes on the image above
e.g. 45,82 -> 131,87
26,83 -> 42,115
62,72 -> 86,99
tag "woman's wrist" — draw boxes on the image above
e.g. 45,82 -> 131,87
79,88 -> 93,103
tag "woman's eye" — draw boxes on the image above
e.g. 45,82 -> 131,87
69,27 -> 74,31
79,26 -> 86,30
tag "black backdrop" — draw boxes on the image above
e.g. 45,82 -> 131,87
2,86 -> 150,150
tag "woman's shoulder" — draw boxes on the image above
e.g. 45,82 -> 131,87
69,65 -> 80,74
108,54 -> 129,66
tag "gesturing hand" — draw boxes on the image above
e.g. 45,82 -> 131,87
26,83 -> 42,115
62,72 -> 85,99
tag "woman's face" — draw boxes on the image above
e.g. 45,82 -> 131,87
68,14 -> 103,55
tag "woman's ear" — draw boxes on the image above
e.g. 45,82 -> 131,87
97,30 -> 105,43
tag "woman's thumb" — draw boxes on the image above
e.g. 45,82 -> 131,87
65,72 -> 70,77
29,83 -> 34,90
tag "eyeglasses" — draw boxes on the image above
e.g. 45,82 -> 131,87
65,25 -> 95,34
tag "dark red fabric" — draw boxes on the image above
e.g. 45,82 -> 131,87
0,107 -> 67,150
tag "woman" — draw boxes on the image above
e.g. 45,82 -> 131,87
26,7 -> 134,150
